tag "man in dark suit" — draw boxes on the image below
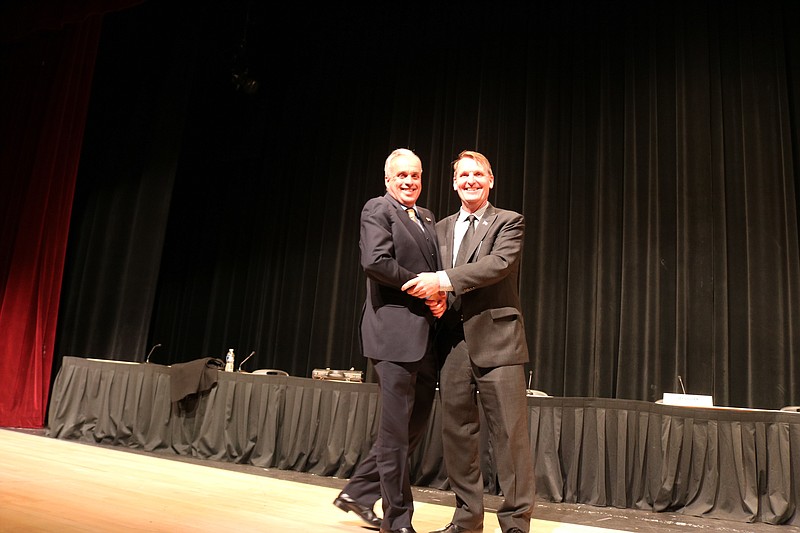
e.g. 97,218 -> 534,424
333,148 -> 445,533
402,150 -> 534,533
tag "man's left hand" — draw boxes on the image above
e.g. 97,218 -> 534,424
426,292 -> 447,318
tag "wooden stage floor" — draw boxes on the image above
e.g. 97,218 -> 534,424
0,428 -> 787,532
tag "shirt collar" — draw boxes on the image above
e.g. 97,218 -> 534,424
458,203 -> 488,222
389,195 -> 416,212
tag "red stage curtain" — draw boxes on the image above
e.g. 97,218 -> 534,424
0,1 -> 141,428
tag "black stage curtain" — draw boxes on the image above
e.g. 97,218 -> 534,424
53,1 -> 800,410
47,357 -> 800,525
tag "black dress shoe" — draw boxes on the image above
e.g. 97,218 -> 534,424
380,528 -> 416,533
505,529 -> 526,533
429,523 -> 481,533
333,492 -> 382,527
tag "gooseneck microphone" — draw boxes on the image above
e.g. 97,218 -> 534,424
145,343 -> 162,364
678,375 -> 687,394
238,351 -> 256,372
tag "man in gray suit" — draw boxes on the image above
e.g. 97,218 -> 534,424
334,148 -> 444,533
402,150 -> 534,533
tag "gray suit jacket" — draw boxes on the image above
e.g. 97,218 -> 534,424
359,193 -> 441,362
437,203 -> 529,367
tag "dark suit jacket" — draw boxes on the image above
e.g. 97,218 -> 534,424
359,193 -> 441,362
437,203 -> 529,367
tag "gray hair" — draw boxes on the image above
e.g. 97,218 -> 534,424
384,148 -> 421,176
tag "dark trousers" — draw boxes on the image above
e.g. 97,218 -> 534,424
341,352 -> 436,530
439,338 -> 535,532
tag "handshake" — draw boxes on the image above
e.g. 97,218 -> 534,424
401,272 -> 447,318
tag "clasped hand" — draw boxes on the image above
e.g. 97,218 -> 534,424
402,272 -> 446,318
402,272 -> 440,299
425,291 -> 447,318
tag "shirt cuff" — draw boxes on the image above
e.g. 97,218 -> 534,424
437,271 -> 453,292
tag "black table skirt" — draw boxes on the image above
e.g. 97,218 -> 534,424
47,356 -> 800,525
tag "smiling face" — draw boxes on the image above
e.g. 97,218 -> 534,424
453,153 -> 494,213
385,152 -> 422,207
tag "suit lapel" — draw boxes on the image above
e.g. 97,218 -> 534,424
457,203 -> 495,264
418,208 -> 440,270
384,194 -> 438,270
439,215 -> 453,268
420,210 -> 436,235
468,206 -> 496,261
386,194 -> 418,235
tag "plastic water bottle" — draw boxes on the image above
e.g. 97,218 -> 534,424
225,349 -> 235,372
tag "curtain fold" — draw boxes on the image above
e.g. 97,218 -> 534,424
0,11 -> 103,428
0,1 -> 146,428
48,0 -> 800,412
0,0 -> 795,431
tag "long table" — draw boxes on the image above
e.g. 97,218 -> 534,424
46,356 -> 800,525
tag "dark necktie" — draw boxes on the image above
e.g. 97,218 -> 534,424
455,215 -> 476,266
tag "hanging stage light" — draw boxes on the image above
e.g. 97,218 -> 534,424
231,67 -> 258,94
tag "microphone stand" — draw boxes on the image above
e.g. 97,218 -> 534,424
238,351 -> 256,372
145,343 -> 161,364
